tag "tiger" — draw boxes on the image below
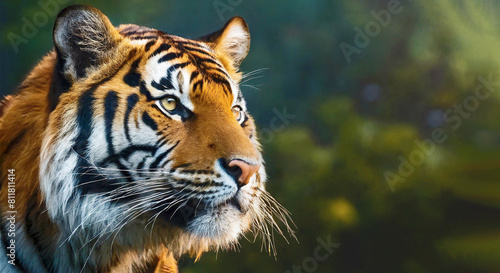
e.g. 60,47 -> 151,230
0,5 -> 293,273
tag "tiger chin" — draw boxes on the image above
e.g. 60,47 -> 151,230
0,5 -> 293,273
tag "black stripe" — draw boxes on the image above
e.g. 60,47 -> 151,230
137,158 -> 147,170
144,40 -> 156,52
142,112 -> 158,131
78,166 -> 134,194
158,52 -> 182,63
151,78 -> 174,90
236,90 -> 243,102
192,80 -> 203,93
113,159 -> 134,183
195,170 -> 213,174
140,81 -> 154,101
124,94 -> 139,142
73,87 -> 109,192
74,87 -> 95,155
151,63 -> 189,91
49,55 -> 71,112
182,45 -> 214,57
123,59 -> 141,87
168,62 -> 189,74
209,76 -> 231,96
191,56 -> 231,78
123,30 -> 156,36
178,179 -> 223,188
194,56 -> 224,69
176,40 -> 209,49
241,114 -> 249,128
104,91 -> 119,155
155,133 -> 171,148
130,35 -> 159,40
210,75 -> 230,85
190,71 -> 199,82
150,43 -> 171,58
149,141 -> 179,170
99,145 -> 157,166
205,67 -> 231,79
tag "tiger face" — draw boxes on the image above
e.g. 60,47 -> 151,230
38,5 -> 290,257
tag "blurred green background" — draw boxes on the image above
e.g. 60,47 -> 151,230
2,0 -> 500,272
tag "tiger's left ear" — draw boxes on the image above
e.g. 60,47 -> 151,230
199,17 -> 250,69
53,5 -> 122,81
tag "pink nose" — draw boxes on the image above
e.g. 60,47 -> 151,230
228,159 -> 261,186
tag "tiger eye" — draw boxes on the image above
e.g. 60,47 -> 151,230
232,106 -> 242,121
161,97 -> 177,112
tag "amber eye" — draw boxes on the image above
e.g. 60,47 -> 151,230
232,105 -> 243,123
160,97 -> 178,112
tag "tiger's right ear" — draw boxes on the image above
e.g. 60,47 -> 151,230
53,5 -> 121,81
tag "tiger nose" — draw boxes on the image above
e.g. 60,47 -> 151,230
226,159 -> 261,187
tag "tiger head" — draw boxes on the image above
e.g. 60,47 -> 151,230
39,5 -> 291,258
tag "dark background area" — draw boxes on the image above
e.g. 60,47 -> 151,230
2,0 -> 500,272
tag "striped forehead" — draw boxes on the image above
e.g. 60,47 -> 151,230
139,39 -> 239,110
142,44 -> 194,111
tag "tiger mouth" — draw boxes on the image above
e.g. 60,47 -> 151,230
157,193 -> 245,226
226,196 -> 243,212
